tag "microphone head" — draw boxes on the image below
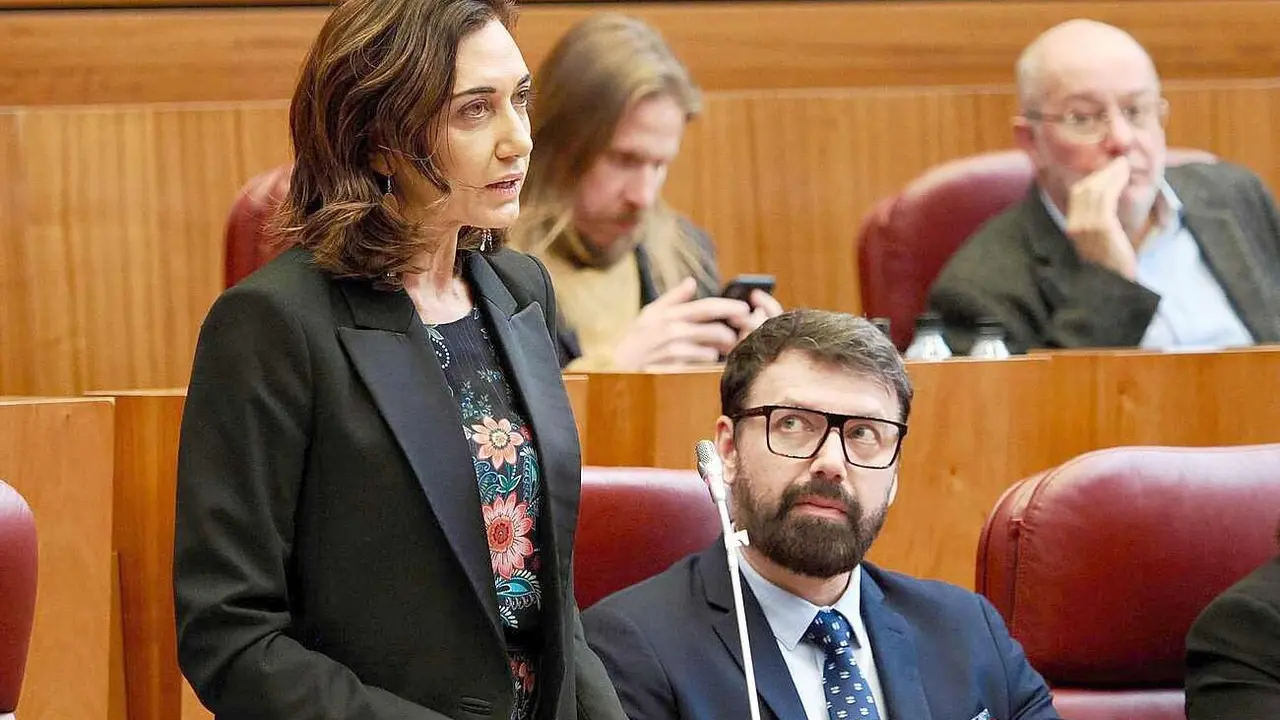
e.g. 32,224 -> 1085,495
695,440 -> 721,479
695,440 -> 729,503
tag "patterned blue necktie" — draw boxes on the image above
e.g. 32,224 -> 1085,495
802,608 -> 882,720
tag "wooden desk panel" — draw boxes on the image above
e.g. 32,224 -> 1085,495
1073,347 -> 1280,447
582,367 -> 722,469
563,373 -> 589,452
0,398 -> 115,720
96,390 -> 209,720
868,357 -> 1082,587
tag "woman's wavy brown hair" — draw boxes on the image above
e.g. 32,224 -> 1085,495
274,0 -> 515,285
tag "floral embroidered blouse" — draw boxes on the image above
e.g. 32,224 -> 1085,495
427,307 -> 544,720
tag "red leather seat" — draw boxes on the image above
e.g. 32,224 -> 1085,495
574,466 -> 720,609
0,480 -> 37,717
856,149 -> 1218,350
977,444 -> 1280,720
223,164 -> 292,288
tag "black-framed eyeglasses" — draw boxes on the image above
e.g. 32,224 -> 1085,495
730,405 -> 908,469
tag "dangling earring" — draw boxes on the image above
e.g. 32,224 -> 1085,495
380,173 -> 399,213
479,228 -> 492,252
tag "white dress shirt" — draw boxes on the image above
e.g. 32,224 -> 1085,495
738,552 -> 888,720
1040,181 -> 1254,350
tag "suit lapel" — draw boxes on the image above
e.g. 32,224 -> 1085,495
701,544 -> 807,720
1172,170 -> 1280,341
1021,189 -> 1087,311
334,278 -> 501,639
860,569 -> 932,720
467,253 -> 581,712
466,254 -> 581,592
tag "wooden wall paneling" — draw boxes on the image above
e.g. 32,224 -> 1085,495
7,2 -> 1280,105
743,93 -> 868,311
0,8 -> 327,106
663,96 -> 762,286
1,0 -> 318,7
0,398 -> 115,720
146,104 -> 290,381
232,102 -> 293,181
1165,82 -> 1280,189
2,109 -> 84,396
672,82 -> 1280,319
0,113 -> 36,395
789,89 -> 1013,311
0,104 -> 290,396
5,83 -> 1280,397
671,89 -> 1020,313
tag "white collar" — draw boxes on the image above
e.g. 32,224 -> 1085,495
737,550 -> 863,651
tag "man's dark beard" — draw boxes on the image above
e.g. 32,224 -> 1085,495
734,469 -> 888,579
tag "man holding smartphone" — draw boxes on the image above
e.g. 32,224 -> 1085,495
508,14 -> 783,370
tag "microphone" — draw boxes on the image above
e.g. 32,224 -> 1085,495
694,440 -> 763,720
695,439 -> 727,503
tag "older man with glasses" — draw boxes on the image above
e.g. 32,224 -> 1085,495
929,19 -> 1280,354
582,310 -> 1061,720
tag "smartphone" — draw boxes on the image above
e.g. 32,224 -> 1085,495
721,274 -> 776,304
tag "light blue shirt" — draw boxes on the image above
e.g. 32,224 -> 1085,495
738,553 -> 888,720
1040,182 -> 1254,350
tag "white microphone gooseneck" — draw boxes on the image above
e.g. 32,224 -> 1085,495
695,440 -> 763,720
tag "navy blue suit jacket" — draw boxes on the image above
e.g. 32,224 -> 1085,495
582,543 -> 1060,720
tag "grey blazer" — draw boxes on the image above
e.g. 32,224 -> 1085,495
928,162 -> 1280,354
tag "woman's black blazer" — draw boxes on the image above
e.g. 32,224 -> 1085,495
174,246 -> 625,720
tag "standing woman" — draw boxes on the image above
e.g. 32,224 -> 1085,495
173,0 -> 627,717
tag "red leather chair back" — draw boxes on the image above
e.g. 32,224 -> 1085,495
857,148 -> 1218,350
977,444 -> 1280,720
858,151 -> 1032,350
224,164 -> 293,288
0,480 -> 37,714
574,467 -> 720,609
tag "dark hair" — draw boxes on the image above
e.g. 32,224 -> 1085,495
276,0 -> 515,285
721,310 -> 914,423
